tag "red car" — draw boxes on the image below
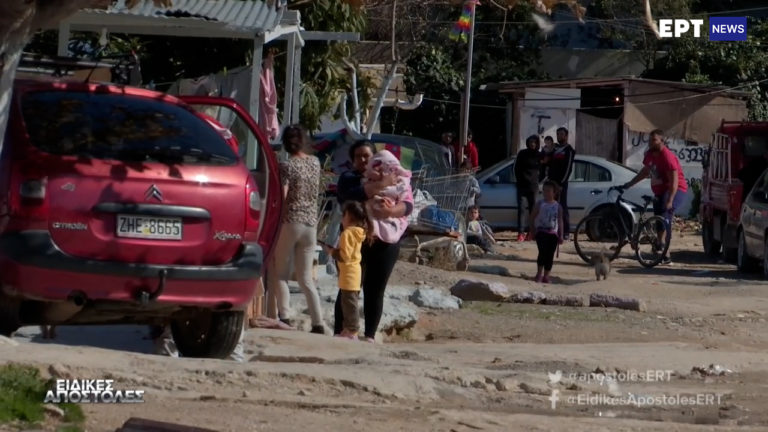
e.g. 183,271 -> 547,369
0,79 -> 281,358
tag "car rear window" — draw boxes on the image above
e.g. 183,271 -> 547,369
20,91 -> 238,165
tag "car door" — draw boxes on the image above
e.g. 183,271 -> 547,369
743,170 -> 768,254
565,160 -> 613,230
179,96 -> 282,260
479,161 -> 519,228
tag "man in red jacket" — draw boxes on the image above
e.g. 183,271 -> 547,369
454,129 -> 480,169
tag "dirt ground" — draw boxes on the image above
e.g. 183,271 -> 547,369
3,230 -> 768,431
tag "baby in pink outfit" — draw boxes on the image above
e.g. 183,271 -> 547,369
363,150 -> 412,243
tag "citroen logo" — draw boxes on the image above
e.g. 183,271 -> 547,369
145,184 -> 163,202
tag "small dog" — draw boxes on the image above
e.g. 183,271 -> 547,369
40,325 -> 57,339
590,251 -> 611,281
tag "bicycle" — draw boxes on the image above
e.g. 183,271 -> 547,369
573,186 -> 672,268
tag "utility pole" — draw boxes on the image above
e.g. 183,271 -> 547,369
459,0 -> 478,167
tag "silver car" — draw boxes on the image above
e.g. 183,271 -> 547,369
476,154 -> 653,231
737,167 -> 768,277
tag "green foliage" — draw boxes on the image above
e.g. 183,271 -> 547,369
386,2 -> 545,162
0,363 -> 84,430
644,18 -> 768,120
283,0 -> 368,130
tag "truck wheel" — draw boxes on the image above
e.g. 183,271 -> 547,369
702,224 -> 721,257
737,230 -> 758,273
171,310 -> 244,359
0,294 -> 22,337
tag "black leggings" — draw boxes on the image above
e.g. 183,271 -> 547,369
536,232 -> 558,271
334,239 -> 400,338
517,186 -> 537,231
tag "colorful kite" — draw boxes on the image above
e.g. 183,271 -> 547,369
449,0 -> 480,43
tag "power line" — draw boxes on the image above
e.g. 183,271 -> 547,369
420,78 -> 768,111
366,6 -> 768,26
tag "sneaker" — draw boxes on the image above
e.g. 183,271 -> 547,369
535,273 -> 543,283
661,256 -> 672,265
541,275 -> 551,284
517,233 -> 527,242
363,337 -> 375,343
310,325 -> 326,335
339,330 -> 358,340
279,317 -> 293,327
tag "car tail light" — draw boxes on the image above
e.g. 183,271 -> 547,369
244,178 -> 261,242
9,174 -> 49,230
20,178 -> 47,200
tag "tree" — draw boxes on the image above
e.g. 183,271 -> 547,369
644,17 -> 768,119
283,0 -> 369,129
381,1 -> 546,166
0,0 -> 169,151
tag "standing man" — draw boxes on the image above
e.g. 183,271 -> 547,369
545,127 -> 575,239
454,129 -> 480,169
621,129 -> 687,265
439,131 -> 455,170
515,135 -> 542,241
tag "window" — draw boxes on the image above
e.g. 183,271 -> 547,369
570,161 -> 611,182
744,135 -> 768,158
21,91 -> 238,165
486,163 -> 515,184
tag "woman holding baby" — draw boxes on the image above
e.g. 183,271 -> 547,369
335,140 -> 414,342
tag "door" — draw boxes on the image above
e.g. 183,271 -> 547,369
479,161 -> 520,228
743,170 -> 768,253
566,160 -> 613,229
180,96 -> 282,260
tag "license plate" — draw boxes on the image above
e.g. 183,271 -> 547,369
116,214 -> 182,240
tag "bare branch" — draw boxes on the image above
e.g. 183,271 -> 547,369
644,0 -> 661,39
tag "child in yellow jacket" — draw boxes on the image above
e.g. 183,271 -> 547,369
324,201 -> 371,340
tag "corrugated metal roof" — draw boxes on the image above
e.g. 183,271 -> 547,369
64,0 -> 289,37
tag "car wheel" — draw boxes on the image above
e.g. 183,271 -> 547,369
0,294 -> 22,337
702,224 -> 721,257
171,310 -> 244,359
737,230 -> 757,273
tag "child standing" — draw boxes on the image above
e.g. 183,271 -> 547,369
528,180 -> 564,283
324,201 -> 370,340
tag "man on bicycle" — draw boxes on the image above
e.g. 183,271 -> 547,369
620,129 -> 687,265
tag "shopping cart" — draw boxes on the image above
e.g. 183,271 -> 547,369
405,168 -> 478,271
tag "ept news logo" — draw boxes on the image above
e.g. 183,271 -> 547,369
658,17 -> 747,41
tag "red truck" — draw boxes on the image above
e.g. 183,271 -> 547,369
700,121 -> 768,261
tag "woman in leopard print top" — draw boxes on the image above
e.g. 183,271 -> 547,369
266,125 -> 325,334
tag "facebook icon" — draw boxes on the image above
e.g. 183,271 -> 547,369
709,17 -> 747,41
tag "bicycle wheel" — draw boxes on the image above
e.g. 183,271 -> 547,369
634,215 -> 672,268
574,214 -> 623,264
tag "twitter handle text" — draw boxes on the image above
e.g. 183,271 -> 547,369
553,369 -> 674,385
